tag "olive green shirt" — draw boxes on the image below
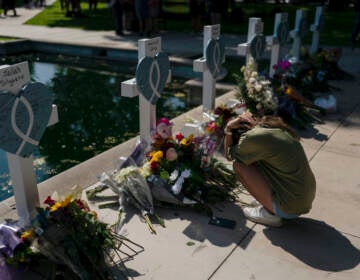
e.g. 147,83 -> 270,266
229,126 -> 316,215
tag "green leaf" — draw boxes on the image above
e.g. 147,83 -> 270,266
160,170 -> 170,180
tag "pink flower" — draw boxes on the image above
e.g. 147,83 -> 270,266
205,122 -> 217,133
166,148 -> 178,161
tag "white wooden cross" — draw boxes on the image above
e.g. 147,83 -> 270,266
310,6 -> 324,54
121,37 -> 171,144
193,24 -> 225,112
290,9 -> 308,61
238,17 -> 265,70
267,13 -> 290,78
0,62 -> 58,226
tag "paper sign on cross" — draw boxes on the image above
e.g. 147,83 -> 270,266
0,62 -> 58,226
267,13 -> 290,77
310,6 -> 324,54
193,24 -> 225,112
121,37 -> 171,144
238,18 -> 266,71
290,9 -> 308,61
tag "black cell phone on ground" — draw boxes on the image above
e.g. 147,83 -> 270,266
208,216 -> 236,229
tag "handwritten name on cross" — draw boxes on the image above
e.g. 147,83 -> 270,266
267,13 -> 290,78
0,62 -> 58,226
310,6 -> 324,54
238,18 -> 266,71
193,24 -> 225,112
121,37 -> 171,144
290,9 -> 308,61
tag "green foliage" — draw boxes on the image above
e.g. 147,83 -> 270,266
25,1 -> 114,30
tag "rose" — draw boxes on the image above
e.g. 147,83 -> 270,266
175,132 -> 184,142
166,148 -> 178,161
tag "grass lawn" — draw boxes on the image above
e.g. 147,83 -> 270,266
25,1 -> 114,30
25,1 -> 355,46
0,37 -> 16,41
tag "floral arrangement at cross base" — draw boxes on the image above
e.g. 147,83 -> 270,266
269,49 -> 350,128
145,117 -> 241,207
235,58 -> 278,117
88,116 -> 244,234
0,188 -> 144,280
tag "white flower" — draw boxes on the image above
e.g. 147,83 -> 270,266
255,84 -> 262,92
169,169 -> 179,181
256,103 -> 262,110
249,77 -> 256,84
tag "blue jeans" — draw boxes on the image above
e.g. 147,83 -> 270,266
272,201 -> 299,219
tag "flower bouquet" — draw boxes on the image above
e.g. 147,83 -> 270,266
1,189 -> 143,280
145,118 -> 242,208
271,57 -> 330,128
99,166 -> 164,234
88,117 -> 244,234
235,58 -> 278,117
310,48 -> 353,81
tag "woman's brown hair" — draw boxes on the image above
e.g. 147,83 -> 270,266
259,115 -> 300,140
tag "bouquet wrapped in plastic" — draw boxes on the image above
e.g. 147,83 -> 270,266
1,189 -> 144,280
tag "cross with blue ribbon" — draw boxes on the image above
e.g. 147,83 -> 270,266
267,12 -> 290,78
238,18 -> 266,71
193,24 -> 225,112
0,62 -> 58,226
290,9 -> 309,61
310,6 -> 324,54
121,37 -> 171,143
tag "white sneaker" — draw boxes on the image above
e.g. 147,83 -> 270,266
249,199 -> 261,207
243,206 -> 282,227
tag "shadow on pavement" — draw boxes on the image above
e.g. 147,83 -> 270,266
263,218 -> 360,271
158,202 -> 255,248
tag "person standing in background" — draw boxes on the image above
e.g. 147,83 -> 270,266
89,0 -> 98,11
207,0 -> 226,25
110,0 -> 124,36
2,0 -> 17,17
351,0 -> 360,49
149,0 -> 160,35
135,0 -> 150,36
189,0 -> 205,34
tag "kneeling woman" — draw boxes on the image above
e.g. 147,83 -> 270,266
224,112 -> 316,227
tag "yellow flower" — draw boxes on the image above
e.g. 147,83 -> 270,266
50,195 -> 73,212
149,151 -> 163,163
180,134 -> 193,146
21,228 -> 35,240
285,87 -> 293,96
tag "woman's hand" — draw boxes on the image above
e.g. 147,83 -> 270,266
225,111 -> 256,131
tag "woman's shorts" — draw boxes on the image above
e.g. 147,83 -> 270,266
272,200 -> 299,219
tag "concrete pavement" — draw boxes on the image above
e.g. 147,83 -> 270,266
0,4 -> 359,279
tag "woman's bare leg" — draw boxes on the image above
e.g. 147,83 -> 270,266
233,161 -> 275,213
